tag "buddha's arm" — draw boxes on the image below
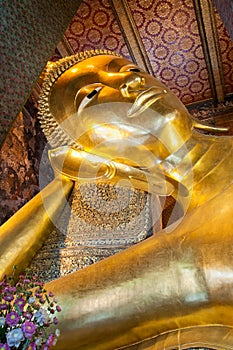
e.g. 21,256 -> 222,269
48,146 -> 188,197
46,183 -> 233,350
0,176 -> 74,280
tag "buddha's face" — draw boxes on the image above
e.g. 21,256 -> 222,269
49,55 -> 193,167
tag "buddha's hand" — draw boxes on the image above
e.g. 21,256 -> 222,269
48,146 -> 181,196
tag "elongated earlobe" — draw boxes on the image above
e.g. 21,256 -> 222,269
192,118 -> 229,133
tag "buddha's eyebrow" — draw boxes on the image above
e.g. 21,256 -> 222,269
107,59 -> 128,72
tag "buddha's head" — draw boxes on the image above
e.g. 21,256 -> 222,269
39,50 -> 225,170
39,51 -> 195,166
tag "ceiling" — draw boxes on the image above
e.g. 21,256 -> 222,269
41,0 -> 233,108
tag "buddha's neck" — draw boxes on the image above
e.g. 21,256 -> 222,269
160,131 -> 233,210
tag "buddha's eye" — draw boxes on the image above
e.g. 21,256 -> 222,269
87,89 -> 99,99
127,68 -> 141,73
120,65 -> 143,73
87,86 -> 102,98
76,86 -> 103,114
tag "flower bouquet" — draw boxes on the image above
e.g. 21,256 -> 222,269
0,268 -> 62,349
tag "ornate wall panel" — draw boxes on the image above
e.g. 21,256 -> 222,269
0,0 -> 81,146
64,0 -> 130,58
127,0 -> 212,104
215,9 -> 233,96
0,100 -> 53,225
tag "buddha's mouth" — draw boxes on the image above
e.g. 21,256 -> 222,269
127,87 -> 167,118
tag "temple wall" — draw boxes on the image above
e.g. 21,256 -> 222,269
0,0 -> 81,145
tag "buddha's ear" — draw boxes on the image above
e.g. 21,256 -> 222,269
192,118 -> 229,133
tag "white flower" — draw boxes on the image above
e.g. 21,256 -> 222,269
35,337 -> 43,346
34,309 -> 49,326
55,328 -> 60,337
28,296 -> 36,304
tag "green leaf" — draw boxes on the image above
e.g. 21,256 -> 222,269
0,326 -> 6,342
14,303 -> 22,316
21,338 -> 30,350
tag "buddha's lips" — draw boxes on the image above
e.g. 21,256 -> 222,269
127,87 -> 167,118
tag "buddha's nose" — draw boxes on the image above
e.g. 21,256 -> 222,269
120,74 -> 146,98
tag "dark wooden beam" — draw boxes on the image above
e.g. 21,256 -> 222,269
193,0 -> 225,103
110,0 -> 154,75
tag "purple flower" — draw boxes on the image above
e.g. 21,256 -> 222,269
48,291 -> 54,297
16,282 -> 23,288
14,298 -> 25,311
46,334 -> 55,346
35,293 -> 41,298
3,294 -> 14,302
23,311 -> 32,320
27,343 -> 36,350
22,321 -> 36,339
5,311 -> 20,326
6,328 -> 24,347
23,279 -> 30,284
0,304 -> 7,311
53,316 -> 58,325
0,343 -> 10,350
56,305 -> 62,312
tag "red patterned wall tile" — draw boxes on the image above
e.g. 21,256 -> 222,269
128,0 -> 212,104
64,0 -> 130,58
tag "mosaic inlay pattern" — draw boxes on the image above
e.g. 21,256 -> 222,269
0,101 -> 52,225
29,181 -> 153,282
128,0 -> 212,104
215,8 -> 233,96
64,0 -> 130,58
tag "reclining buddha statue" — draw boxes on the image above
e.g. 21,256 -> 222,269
0,49 -> 233,349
